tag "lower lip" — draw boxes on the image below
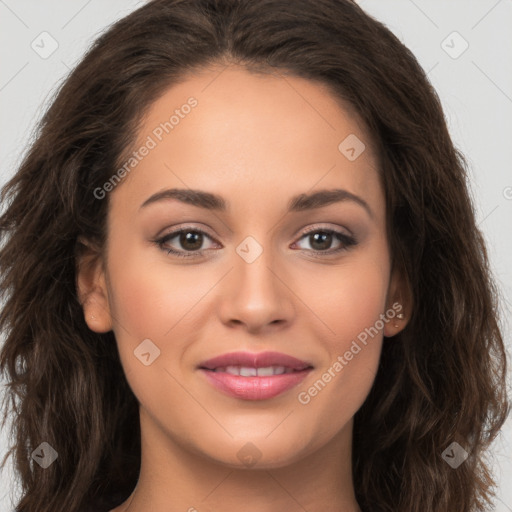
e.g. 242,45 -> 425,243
200,369 -> 312,400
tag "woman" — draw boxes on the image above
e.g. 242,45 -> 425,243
0,0 -> 508,511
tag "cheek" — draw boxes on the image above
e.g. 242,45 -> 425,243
332,265 -> 388,347
104,239 -> 223,384
107,268 -> 168,339
104,250 -> 200,408
304,250 -> 390,350
106,242 -> 200,339
294,252 -> 388,419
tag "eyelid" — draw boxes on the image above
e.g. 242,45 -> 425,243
297,223 -> 353,238
154,223 -> 216,240
156,222 -> 352,241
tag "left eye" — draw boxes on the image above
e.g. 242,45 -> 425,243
293,229 -> 356,253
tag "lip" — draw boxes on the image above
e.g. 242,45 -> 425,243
199,351 -> 312,371
198,351 -> 313,400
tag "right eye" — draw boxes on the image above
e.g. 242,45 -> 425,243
154,227 -> 220,259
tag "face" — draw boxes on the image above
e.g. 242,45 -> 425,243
79,64 -> 406,470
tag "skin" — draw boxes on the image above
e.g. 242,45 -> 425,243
78,64 -> 409,512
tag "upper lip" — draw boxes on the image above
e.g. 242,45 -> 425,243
198,351 -> 313,371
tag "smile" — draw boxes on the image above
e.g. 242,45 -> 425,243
198,351 -> 313,400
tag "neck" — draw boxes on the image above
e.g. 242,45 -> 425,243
111,408 -> 361,512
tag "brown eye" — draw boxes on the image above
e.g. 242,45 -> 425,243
294,228 -> 357,255
177,231 -> 204,251
156,227 -> 218,258
308,231 -> 334,251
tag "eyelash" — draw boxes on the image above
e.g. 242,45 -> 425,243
153,225 -> 358,260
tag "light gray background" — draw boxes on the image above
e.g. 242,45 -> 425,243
0,0 -> 511,511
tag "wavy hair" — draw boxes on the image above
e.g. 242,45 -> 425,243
0,0 -> 508,511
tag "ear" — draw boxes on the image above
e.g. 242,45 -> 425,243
76,236 -> 113,333
383,264 -> 412,338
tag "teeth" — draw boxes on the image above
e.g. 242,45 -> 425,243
225,365 -> 241,376
268,366 -> 286,376
239,367 -> 257,377
256,366 -> 275,376
214,366 -> 292,376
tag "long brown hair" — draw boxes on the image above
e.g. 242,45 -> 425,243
0,1 -> 508,511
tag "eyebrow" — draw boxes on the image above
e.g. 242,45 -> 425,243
140,187 -> 373,218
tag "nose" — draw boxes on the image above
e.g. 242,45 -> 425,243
217,243 -> 295,334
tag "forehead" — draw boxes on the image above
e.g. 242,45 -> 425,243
110,65 -> 383,222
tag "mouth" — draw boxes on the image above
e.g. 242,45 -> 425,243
207,365 -> 301,376
198,351 -> 313,400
